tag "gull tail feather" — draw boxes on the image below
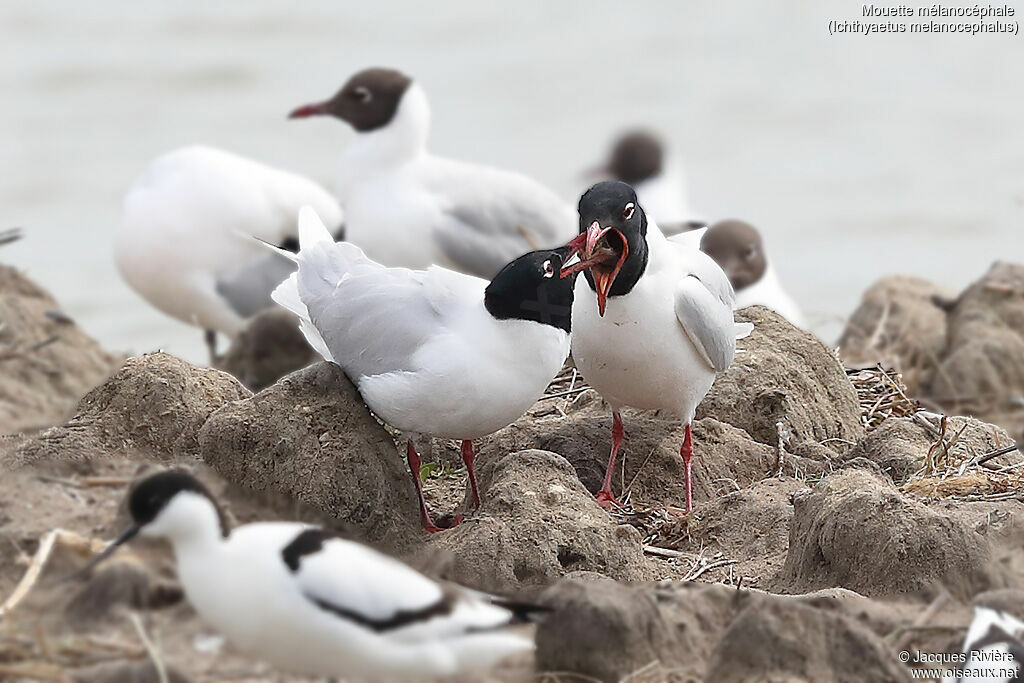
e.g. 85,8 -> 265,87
271,273 -> 334,362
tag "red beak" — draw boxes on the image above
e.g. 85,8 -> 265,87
288,102 -> 329,119
560,221 -> 628,317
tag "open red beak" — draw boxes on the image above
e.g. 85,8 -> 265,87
288,102 -> 329,119
560,221 -> 628,317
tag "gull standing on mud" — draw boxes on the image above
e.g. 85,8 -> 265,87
289,67 -> 576,278
272,207 -> 574,532
77,471 -> 541,682
561,182 -> 752,512
116,146 -> 344,360
700,219 -> 805,327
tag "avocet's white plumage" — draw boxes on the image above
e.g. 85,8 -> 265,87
942,606 -> 1024,683
565,182 -> 751,511
291,68 -> 576,278
115,145 -> 343,349
272,207 -> 573,530
86,472 -> 536,682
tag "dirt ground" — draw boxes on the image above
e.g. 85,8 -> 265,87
2,266 -> 1024,683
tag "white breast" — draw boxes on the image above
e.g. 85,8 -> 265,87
359,307 -> 570,439
570,265 -> 716,423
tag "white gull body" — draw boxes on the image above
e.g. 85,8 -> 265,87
116,145 -> 343,337
336,85 -> 576,279
735,264 -> 806,328
145,490 -> 533,681
571,223 -> 748,423
272,208 -> 570,440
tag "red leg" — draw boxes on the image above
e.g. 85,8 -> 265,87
461,440 -> 482,508
406,441 -> 443,533
596,411 -> 624,508
680,424 -> 694,513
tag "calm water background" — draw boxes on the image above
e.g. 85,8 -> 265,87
2,1 -> 1022,364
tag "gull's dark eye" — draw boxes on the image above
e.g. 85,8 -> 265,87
622,203 -> 635,220
542,259 -> 554,278
352,86 -> 372,103
743,246 -> 757,260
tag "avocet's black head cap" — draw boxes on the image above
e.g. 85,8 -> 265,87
127,471 -> 224,532
484,248 -> 575,333
569,182 -> 650,312
70,471 -> 228,580
608,130 -> 664,185
289,67 -> 413,132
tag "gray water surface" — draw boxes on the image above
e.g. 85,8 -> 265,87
3,1 -> 1022,363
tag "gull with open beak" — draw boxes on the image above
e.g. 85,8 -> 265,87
561,182 -> 752,512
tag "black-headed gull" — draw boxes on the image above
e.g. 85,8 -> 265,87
595,130 -> 702,236
77,471 -> 541,681
561,182 -> 752,512
289,67 -> 576,279
116,146 -> 344,360
700,220 -> 805,328
272,207 -> 574,532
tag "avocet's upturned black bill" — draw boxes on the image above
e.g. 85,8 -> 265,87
76,470 -> 543,680
272,208 -> 574,532
561,182 -> 752,511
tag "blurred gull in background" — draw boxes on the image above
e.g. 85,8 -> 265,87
593,130 -> 703,236
290,67 -> 576,279
700,219 -> 805,328
115,145 -> 343,361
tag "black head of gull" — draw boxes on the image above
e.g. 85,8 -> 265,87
73,471 -> 229,577
700,219 -> 767,292
485,248 -> 575,333
561,181 -> 649,316
289,67 -> 412,132
607,130 -> 664,185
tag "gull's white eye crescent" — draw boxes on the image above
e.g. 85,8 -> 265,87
622,203 -> 635,220
542,259 -> 554,278
353,86 -> 372,103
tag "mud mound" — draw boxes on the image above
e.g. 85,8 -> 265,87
477,398 -> 824,509
843,415 -> 1018,485
537,579 -> 911,683
198,361 -> 423,552
216,308 -> 315,391
838,275 -> 953,392
535,577 -> 733,682
776,465 -> 1000,599
697,306 -> 864,453
428,450 -> 651,593
0,265 -> 120,433
704,598 -> 909,683
922,262 -> 1024,432
680,477 -> 807,588
10,353 -> 248,471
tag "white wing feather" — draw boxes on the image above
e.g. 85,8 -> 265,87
670,241 -> 748,372
272,207 -> 486,382
293,536 -> 519,641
